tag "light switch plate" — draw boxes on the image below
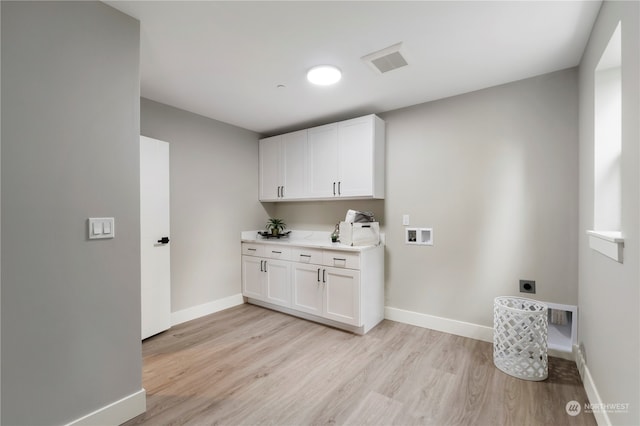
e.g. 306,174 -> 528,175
92,221 -> 103,235
88,218 -> 115,239
402,214 -> 410,226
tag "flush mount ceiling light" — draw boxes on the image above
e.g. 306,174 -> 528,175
306,65 -> 342,85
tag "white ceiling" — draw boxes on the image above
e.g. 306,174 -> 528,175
106,1 -> 602,135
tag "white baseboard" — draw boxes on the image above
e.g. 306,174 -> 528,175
576,345 -> 611,426
384,306 -> 494,342
384,306 -> 576,361
171,293 -> 244,326
65,388 -> 146,426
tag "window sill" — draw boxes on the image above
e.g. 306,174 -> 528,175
586,230 -> 624,263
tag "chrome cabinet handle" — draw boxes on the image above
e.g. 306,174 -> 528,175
272,250 -> 281,254
338,181 -> 341,195
300,254 -> 311,258
333,257 -> 346,261
333,182 -> 336,195
260,260 -> 263,272
317,268 -> 320,282
322,269 -> 326,283
281,186 -> 284,198
264,261 -> 267,272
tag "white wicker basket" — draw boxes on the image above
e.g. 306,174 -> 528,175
493,296 -> 548,381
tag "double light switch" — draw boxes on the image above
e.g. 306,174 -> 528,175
89,217 -> 115,239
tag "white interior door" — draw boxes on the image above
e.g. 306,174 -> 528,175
140,135 -> 171,340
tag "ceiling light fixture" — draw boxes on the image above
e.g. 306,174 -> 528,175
306,65 -> 342,86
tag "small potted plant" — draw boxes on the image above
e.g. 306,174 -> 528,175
266,218 -> 287,236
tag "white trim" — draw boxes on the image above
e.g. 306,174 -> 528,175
586,230 -> 624,243
587,230 -> 624,262
384,306 -> 493,342
248,298 -> 367,335
65,388 -> 146,426
548,348 -> 575,361
576,345 -> 611,426
385,306 -> 576,361
171,293 -> 244,326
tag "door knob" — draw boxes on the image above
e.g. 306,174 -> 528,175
157,237 -> 170,244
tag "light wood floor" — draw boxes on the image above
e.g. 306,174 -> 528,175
124,304 -> 596,426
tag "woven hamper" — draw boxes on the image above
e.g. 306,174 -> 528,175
493,297 -> 549,381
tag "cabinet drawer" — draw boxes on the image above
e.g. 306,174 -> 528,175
323,251 -> 360,269
265,245 -> 291,260
242,243 -> 264,257
291,247 -> 323,265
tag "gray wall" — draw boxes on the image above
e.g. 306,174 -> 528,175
0,2 -> 3,421
141,98 -> 269,312
275,68 -> 579,326
1,2 -> 142,425
578,1 -> 640,424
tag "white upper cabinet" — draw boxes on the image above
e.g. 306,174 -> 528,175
308,115 -> 385,199
337,115 -> 380,198
307,123 -> 339,198
259,130 -> 307,201
281,130 -> 307,199
259,114 -> 385,201
259,135 -> 281,201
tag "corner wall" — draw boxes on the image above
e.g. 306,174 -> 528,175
578,1 -> 640,424
141,98 -> 269,315
275,68 -> 579,327
1,2 -> 143,424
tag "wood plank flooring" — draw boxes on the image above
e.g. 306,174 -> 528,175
124,304 -> 596,426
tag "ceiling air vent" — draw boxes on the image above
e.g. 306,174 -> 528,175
362,42 -> 409,74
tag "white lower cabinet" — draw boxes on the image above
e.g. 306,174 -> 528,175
324,267 -> 360,326
291,264 -> 360,326
241,256 -> 291,308
292,263 -> 323,316
265,260 -> 291,307
242,256 -> 264,299
242,241 -> 383,334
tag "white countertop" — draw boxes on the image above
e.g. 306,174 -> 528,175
241,230 -> 383,252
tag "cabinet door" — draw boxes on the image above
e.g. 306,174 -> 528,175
259,135 -> 281,201
307,123 -> 338,198
323,267 -> 361,326
264,259 -> 291,308
337,116 -> 373,197
242,256 -> 265,300
281,130 -> 307,199
292,263 -> 323,316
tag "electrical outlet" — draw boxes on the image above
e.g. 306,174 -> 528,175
519,280 -> 536,294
